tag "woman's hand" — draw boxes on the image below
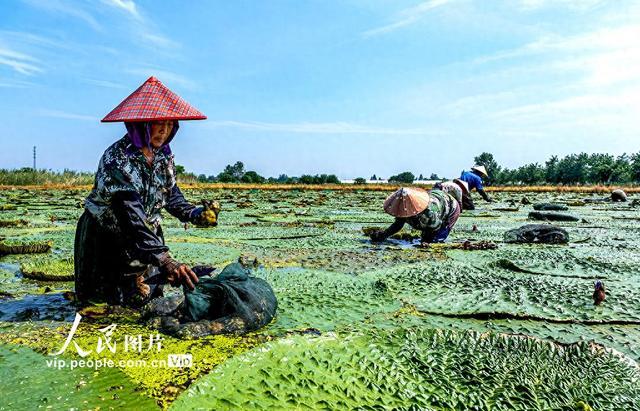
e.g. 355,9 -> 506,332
192,200 -> 221,227
167,264 -> 199,290
135,275 -> 151,298
159,254 -> 199,290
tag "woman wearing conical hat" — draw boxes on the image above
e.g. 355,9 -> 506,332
370,187 -> 461,244
75,77 -> 218,306
458,165 -> 492,210
433,178 -> 469,210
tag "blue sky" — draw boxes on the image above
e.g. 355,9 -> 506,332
1,0 -> 638,179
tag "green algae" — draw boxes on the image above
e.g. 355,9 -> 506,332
362,225 -> 421,241
0,342 -> 159,410
0,316 -> 256,409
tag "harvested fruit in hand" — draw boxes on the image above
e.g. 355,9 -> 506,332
196,200 -> 221,226
202,209 -> 218,224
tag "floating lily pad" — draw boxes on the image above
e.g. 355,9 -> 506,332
3,187 -> 640,409
172,329 -> 640,410
20,258 -> 74,281
0,239 -> 52,255
0,219 -> 28,228
0,343 -> 159,410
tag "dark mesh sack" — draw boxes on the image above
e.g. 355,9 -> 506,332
185,262 -> 276,323
532,203 -> 568,211
528,211 -> 579,222
504,224 -> 569,244
142,262 -> 277,338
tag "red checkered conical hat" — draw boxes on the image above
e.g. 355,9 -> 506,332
383,187 -> 430,218
102,76 -> 206,122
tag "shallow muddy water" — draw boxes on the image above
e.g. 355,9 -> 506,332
1,188 -> 639,409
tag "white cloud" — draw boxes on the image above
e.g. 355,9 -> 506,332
0,78 -> 37,88
21,0 -> 102,31
0,30 -> 71,50
517,0 -> 605,12
0,46 -> 38,63
101,0 -> 140,20
476,23 -> 639,58
481,83 -> 640,145
441,91 -> 520,113
0,46 -> 42,75
82,78 -> 127,89
140,33 -> 179,49
22,0 -> 178,51
204,120 -> 444,135
100,0 -> 180,50
472,22 -> 640,89
393,6 -> 640,150
97,0 -> 179,50
362,0 -> 455,38
493,93 -> 636,120
37,109 -> 97,121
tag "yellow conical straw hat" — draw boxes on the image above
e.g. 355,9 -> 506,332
453,178 -> 469,194
471,165 -> 488,178
383,187 -> 430,218
439,182 -> 463,204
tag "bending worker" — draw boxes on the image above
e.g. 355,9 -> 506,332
370,187 -> 461,244
434,179 -> 469,210
75,77 -> 219,307
459,165 -> 492,210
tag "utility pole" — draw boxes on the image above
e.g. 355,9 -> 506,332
33,146 -> 36,170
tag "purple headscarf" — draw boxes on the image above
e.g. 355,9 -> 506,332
125,121 -> 179,155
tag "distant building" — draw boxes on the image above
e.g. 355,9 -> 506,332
340,179 -> 443,185
414,179 -> 442,185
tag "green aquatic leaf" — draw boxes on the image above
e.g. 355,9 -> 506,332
0,343 -> 158,410
20,257 -> 74,281
4,188 -> 640,409
171,329 -> 640,410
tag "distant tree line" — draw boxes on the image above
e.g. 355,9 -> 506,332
189,161 -> 341,185
4,152 -> 640,186
473,152 -> 640,186
388,172 -> 416,184
380,172 -> 443,184
190,168 -> 449,185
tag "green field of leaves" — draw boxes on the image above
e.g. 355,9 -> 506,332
1,187 -> 639,410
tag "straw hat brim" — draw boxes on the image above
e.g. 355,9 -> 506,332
102,76 -> 207,123
453,178 -> 470,194
471,165 -> 488,178
383,187 -> 430,218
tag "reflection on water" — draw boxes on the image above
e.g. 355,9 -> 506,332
0,262 -> 20,277
0,293 -> 75,322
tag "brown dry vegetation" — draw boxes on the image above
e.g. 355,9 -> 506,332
1,183 -> 639,193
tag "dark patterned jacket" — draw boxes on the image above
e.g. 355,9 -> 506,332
383,190 -> 459,243
85,137 -> 199,265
